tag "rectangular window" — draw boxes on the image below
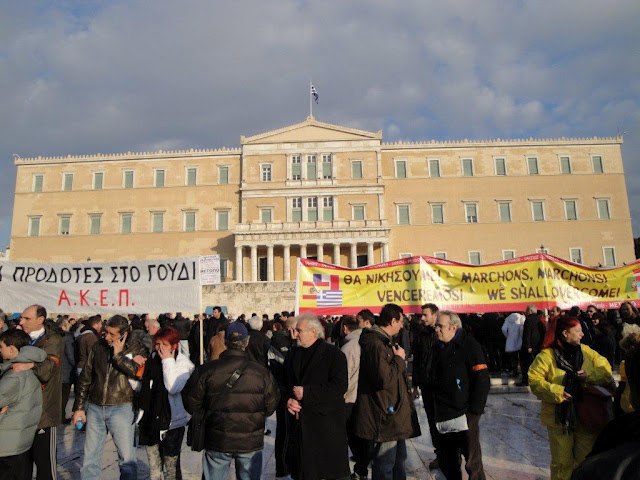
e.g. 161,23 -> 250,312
532,201 -> 545,221
465,203 -> 478,223
564,200 -> 578,221
352,205 -> 365,221
462,158 -> 474,177
560,156 -> 572,174
90,215 -> 101,235
306,155 -> 317,179
434,252 -> 447,260
63,173 -> 74,191
431,204 -> 444,224
603,247 -> 616,267
307,197 -> 318,221
322,197 -> 333,221
527,157 -> 539,175
184,212 -> 196,232
395,160 -> 407,178
261,164 -> 272,182
152,213 -> 164,233
186,167 -> 197,186
155,169 -> 165,187
123,170 -> 134,188
121,214 -> 132,234
59,216 -> 70,235
260,208 -> 272,223
217,211 -> 229,231
592,156 -> 604,174
498,202 -> 511,222
597,199 -> 611,219
469,251 -> 481,265
218,166 -> 229,185
503,250 -> 516,260
33,174 -> 44,193
291,155 -> 301,180
322,154 -> 332,179
399,253 -> 412,259
569,248 -> 583,264
397,205 -> 410,225
429,159 -> 441,178
93,172 -> 104,190
292,198 -> 302,222
351,160 -> 363,179
29,217 -> 41,237
494,158 -> 506,176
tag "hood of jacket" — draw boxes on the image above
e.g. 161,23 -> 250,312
359,325 -> 393,349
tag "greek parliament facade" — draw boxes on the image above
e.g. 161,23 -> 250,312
9,117 -> 635,311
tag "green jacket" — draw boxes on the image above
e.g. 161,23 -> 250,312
0,346 -> 47,456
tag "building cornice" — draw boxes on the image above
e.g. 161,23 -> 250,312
382,136 -> 623,151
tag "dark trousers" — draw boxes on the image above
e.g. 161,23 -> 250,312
421,388 -> 441,460
61,383 -> 72,419
439,413 -> 485,480
504,351 -> 519,375
519,351 -> 534,385
275,399 -> 289,476
345,403 -> 373,478
27,426 -> 57,480
0,451 -> 31,480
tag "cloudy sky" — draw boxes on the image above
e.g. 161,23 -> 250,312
1,0 -> 638,252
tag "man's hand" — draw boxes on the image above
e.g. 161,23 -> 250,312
527,348 -> 533,353
72,410 -> 86,427
0,406 -> 8,416
293,386 -> 304,400
11,362 -> 35,373
287,398 -> 302,416
112,334 -> 127,355
132,355 -> 147,365
562,390 -> 573,402
393,345 -> 406,360
157,344 -> 173,360
577,370 -> 587,382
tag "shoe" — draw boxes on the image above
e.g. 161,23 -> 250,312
351,473 -> 367,479
429,458 -> 439,470
264,429 -> 271,435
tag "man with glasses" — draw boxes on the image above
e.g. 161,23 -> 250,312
432,311 -> 490,480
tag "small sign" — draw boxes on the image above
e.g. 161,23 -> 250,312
199,255 -> 221,285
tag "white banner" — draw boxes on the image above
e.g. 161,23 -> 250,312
199,255 -> 221,286
0,257 -> 201,314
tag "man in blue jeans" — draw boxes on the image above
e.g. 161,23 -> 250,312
72,315 -> 149,480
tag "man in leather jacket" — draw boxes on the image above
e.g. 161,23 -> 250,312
72,315 -> 149,480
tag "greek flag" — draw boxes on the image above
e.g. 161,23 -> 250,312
311,84 -> 319,104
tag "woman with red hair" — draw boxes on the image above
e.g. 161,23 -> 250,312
136,326 -> 194,480
528,315 -> 611,480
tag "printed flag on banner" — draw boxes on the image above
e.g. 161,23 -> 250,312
302,273 -> 342,307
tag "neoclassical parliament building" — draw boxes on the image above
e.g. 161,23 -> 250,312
10,116 -> 635,290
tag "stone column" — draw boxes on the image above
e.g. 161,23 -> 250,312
317,243 -> 324,262
333,243 -> 341,265
267,244 -> 274,282
250,245 -> 258,282
382,242 -> 389,262
350,243 -> 357,268
367,242 -> 375,265
300,244 -> 307,259
283,244 -> 291,281
235,246 -> 243,282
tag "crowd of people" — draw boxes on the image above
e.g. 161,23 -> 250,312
0,301 -> 639,480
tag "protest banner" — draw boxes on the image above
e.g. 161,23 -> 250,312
0,257 -> 200,314
296,254 -> 640,315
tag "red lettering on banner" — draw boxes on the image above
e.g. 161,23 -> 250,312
79,289 -> 90,306
100,289 -> 108,307
57,290 -> 71,306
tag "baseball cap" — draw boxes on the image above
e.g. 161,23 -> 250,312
225,321 -> 249,340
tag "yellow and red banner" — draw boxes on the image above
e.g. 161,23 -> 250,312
296,254 -> 640,315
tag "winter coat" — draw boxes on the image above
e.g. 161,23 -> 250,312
528,345 -> 612,427
73,335 -> 149,411
171,316 -> 192,341
161,352 -> 194,429
0,346 -> 47,456
62,331 -> 76,384
32,323 -> 65,429
246,329 -> 271,368
76,327 -> 100,371
183,349 -> 279,453
353,326 -> 421,442
341,328 -> 362,403
412,323 -> 438,388
285,339 -> 350,480
432,329 -> 490,422
502,313 -> 525,352
521,314 -> 546,354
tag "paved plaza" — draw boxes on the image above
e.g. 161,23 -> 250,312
56,388 -> 551,480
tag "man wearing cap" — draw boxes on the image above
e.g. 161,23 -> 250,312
184,322 -> 279,480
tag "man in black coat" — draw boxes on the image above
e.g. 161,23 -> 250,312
246,315 -> 271,367
518,305 -> 547,386
285,313 -> 349,480
432,311 -> 490,480
205,306 -> 228,349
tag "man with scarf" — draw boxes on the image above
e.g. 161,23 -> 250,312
529,315 -> 611,480
136,326 -> 194,480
